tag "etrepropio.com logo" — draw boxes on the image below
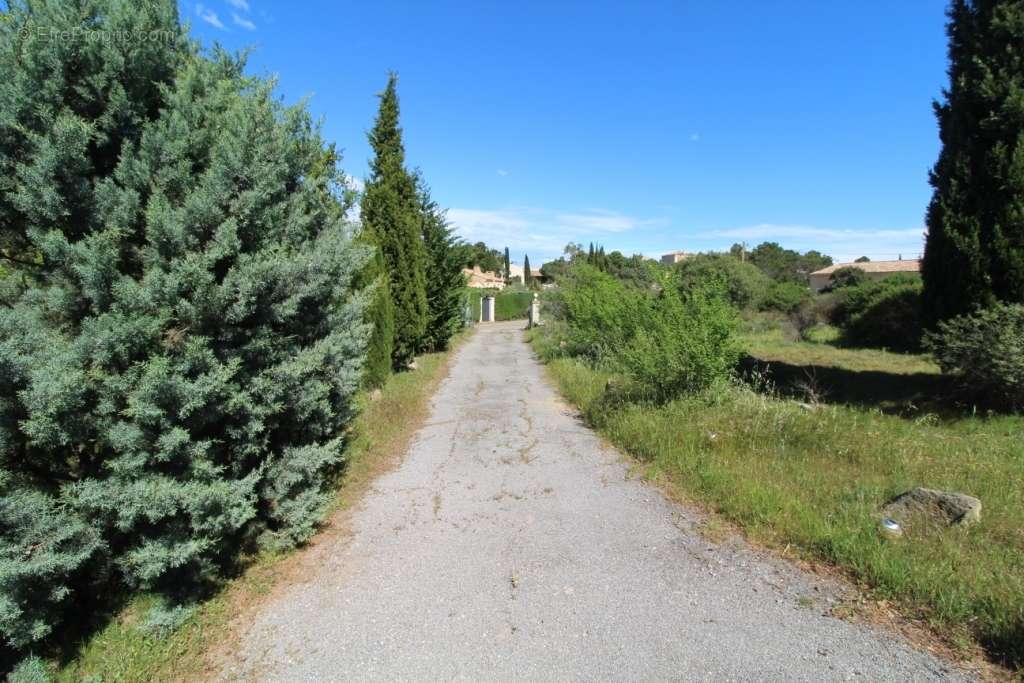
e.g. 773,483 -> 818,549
9,17 -> 176,45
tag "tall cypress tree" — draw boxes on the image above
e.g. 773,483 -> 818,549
361,74 -> 428,367
504,247 -> 511,283
922,0 -> 1024,324
524,254 -> 532,286
357,218 -> 395,388
416,172 -> 465,352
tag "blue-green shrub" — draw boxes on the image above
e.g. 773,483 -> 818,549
0,5 -> 370,659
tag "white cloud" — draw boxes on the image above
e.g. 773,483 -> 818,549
556,209 -> 664,233
496,169 -> 509,176
699,223 -> 925,263
226,0 -> 250,10
232,11 -> 256,30
446,207 -> 665,263
689,133 -> 700,141
196,4 -> 225,29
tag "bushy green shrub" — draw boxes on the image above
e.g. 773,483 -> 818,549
559,265 -> 739,401
617,283 -> 740,401
924,303 -> 1024,410
675,254 -> 771,310
0,8 -> 370,658
826,266 -> 869,291
760,282 -> 811,313
835,275 -> 924,351
560,266 -> 645,362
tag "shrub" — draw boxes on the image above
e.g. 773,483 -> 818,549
675,254 -> 772,310
560,265 -> 645,363
826,266 -> 869,291
836,275 -> 924,351
559,266 -> 739,401
0,485 -> 102,650
924,303 -> 1024,410
0,31 -> 370,659
760,282 -> 811,313
617,282 -> 740,402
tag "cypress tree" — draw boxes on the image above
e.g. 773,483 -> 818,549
0,6 -> 371,656
922,0 -> 1024,324
524,254 -> 533,286
504,247 -> 511,283
357,227 -> 396,388
361,74 -> 428,367
416,173 -> 465,352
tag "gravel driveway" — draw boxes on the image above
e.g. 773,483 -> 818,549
219,321 -> 970,681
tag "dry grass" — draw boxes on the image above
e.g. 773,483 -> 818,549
55,332 -> 470,683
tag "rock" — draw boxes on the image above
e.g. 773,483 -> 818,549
881,487 -> 981,527
369,388 -> 383,402
408,360 -> 419,371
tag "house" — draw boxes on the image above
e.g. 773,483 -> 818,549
660,251 -> 688,266
809,259 -> 921,293
462,266 -> 506,290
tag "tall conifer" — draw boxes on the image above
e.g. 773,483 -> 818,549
361,74 -> 428,366
416,173 -> 465,351
922,0 -> 1024,324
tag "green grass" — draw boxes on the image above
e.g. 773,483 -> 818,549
738,313 -> 947,413
530,323 -> 1024,668
54,335 -> 468,683
739,312 -> 939,375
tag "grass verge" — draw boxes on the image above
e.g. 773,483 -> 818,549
740,314 -> 939,375
529,324 -> 1024,671
54,332 -> 470,682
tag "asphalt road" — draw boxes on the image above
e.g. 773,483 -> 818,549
220,321 -> 970,681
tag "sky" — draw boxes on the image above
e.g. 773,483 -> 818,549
182,1 -> 951,265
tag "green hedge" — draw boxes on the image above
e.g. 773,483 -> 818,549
467,289 -> 534,321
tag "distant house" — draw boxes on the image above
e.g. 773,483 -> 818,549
660,251 -> 688,266
809,259 -> 921,292
462,266 -> 506,290
507,263 -> 524,283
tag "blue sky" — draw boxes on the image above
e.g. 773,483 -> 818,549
183,1 -> 949,265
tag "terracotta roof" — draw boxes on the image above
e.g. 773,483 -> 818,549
811,259 -> 921,276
